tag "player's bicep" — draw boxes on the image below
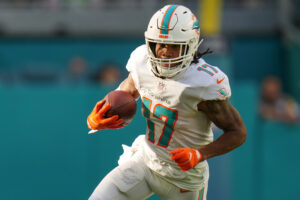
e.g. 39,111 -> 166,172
120,73 -> 140,99
197,100 -> 245,132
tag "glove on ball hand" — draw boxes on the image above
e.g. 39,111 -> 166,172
87,99 -> 123,131
169,148 -> 202,171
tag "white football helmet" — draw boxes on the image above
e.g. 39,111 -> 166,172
145,4 -> 202,78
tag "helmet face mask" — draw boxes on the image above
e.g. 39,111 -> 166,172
145,5 -> 201,78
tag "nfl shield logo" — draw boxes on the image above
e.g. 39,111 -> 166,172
157,81 -> 166,90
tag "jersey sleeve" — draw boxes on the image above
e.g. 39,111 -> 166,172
200,71 -> 231,101
125,48 -> 138,73
125,45 -> 147,91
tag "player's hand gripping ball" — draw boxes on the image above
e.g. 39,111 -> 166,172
87,91 -> 137,131
103,90 -> 137,126
169,148 -> 202,171
87,99 -> 124,131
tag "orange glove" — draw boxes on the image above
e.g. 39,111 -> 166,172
87,99 -> 124,132
169,148 -> 202,171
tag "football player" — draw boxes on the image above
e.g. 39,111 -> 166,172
88,4 -> 247,200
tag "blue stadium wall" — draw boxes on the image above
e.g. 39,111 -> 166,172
0,38 -> 299,200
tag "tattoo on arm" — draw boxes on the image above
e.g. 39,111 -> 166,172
197,100 -> 247,160
199,100 -> 243,132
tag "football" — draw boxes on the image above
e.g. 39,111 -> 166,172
104,90 -> 137,126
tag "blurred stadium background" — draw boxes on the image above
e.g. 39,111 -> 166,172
0,0 -> 299,199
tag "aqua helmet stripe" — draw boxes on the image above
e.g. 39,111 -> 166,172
159,4 -> 179,38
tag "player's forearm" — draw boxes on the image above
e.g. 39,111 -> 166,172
120,74 -> 140,99
199,128 -> 246,161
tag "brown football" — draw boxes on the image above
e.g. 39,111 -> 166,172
104,90 -> 137,126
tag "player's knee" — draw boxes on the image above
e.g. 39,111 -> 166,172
89,161 -> 146,200
111,160 -> 145,192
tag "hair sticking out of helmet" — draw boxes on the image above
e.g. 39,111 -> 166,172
144,5 -> 202,78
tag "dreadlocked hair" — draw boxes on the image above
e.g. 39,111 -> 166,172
191,48 -> 213,64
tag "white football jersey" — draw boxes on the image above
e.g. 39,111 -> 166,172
125,45 -> 231,191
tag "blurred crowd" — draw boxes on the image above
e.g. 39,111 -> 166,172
65,57 -> 123,86
0,0 -> 275,9
259,76 -> 299,124
0,0 -> 182,9
0,57 -> 124,87
64,58 -> 124,87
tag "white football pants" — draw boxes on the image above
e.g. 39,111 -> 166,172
89,158 -> 207,200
